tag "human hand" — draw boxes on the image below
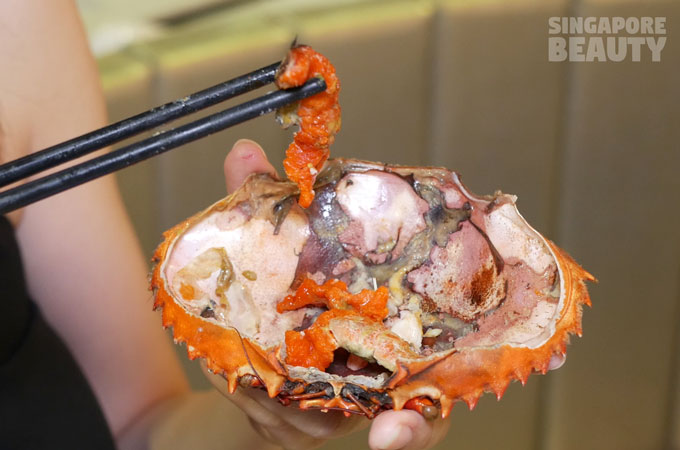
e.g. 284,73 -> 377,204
210,139 -> 456,450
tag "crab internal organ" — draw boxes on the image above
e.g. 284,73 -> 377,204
153,159 -> 593,418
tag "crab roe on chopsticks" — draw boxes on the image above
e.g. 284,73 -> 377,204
275,45 -> 341,208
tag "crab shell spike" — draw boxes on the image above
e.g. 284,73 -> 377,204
492,379 -> 510,401
227,373 -> 238,394
440,396 -> 455,419
462,391 -> 482,411
299,397 -> 358,413
515,368 -> 530,386
151,158 -> 594,419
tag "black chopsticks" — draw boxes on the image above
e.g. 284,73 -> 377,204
0,62 -> 326,215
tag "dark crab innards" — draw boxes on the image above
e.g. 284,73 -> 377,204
151,159 -> 593,419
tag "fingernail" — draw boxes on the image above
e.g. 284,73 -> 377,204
376,425 -> 412,450
233,139 -> 264,160
548,353 -> 566,371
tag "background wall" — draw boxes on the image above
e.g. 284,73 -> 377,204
86,0 -> 680,448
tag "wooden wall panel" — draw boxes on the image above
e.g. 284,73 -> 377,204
673,309 -> 680,450
432,0 -> 569,232
545,1 -> 680,449
295,0 -> 433,167
165,0 -> 433,168
429,1 -> 569,449
99,53 -> 158,257
136,25 -> 294,232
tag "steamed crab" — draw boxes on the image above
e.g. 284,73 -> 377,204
150,46 -> 593,420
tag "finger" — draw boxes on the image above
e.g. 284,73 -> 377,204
236,385 -> 368,439
232,384 -> 366,440
202,362 -> 366,442
201,363 -> 322,449
368,410 -> 451,450
248,415 -> 326,450
224,139 -> 278,194
548,353 -> 566,371
201,362 -> 281,428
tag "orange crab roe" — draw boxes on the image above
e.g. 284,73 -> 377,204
275,45 -> 341,208
276,279 -> 388,370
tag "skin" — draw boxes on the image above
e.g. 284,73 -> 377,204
1,2 -> 563,449
0,0 -> 189,445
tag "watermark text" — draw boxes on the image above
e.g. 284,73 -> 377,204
548,17 -> 666,62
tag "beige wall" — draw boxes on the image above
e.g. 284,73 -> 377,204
98,1 -> 680,448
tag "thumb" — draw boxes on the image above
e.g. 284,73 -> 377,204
369,410 -> 450,450
224,139 -> 278,194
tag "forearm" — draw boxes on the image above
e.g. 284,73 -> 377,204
2,0 -> 191,438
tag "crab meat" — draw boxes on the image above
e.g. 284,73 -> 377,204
388,310 -> 423,351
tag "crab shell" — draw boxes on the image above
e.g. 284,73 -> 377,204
150,159 -> 593,419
